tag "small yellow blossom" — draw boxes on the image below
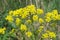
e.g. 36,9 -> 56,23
58,15 -> 60,20
42,31 -> 56,38
46,12 -> 52,17
33,15 -> 38,21
27,5 -> 36,14
39,18 -> 44,24
37,9 -> 44,14
21,15 -> 27,19
52,10 -> 58,15
5,15 -> 13,22
9,10 -> 13,15
51,14 -> 58,20
18,8 -> 23,16
42,33 -> 49,38
13,11 -> 18,16
15,18 -> 21,26
20,24 -> 27,31
26,20 -> 32,24
54,15 -> 59,20
45,17 -> 51,22
49,32 -> 56,38
26,31 -> 32,37
21,11 -> 29,19
0,27 -> 6,34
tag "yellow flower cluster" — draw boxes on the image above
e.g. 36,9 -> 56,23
26,19 -> 32,24
5,5 -> 43,23
33,15 -> 38,21
26,31 -> 32,37
15,18 -> 21,26
26,5 -> 36,14
39,18 -> 44,24
45,10 -> 60,22
37,9 -> 44,14
5,5 -> 60,39
0,27 -> 6,34
42,31 -> 56,38
20,24 -> 27,31
5,4 -> 60,24
5,15 -> 13,22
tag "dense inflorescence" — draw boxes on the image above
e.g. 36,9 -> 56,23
4,5 -> 60,40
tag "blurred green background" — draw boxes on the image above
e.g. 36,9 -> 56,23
0,0 -> 60,13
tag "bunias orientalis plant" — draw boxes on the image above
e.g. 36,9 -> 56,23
5,5 -> 60,40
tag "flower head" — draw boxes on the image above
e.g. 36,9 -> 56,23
42,31 -> 56,38
15,18 -> 21,26
20,24 -> 27,31
0,27 -> 6,34
39,18 -> 44,24
26,31 -> 32,37
37,9 -> 43,14
33,15 -> 38,21
5,15 -> 13,22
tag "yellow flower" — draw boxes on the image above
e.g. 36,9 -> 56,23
52,10 -> 58,15
55,15 -> 59,20
5,15 -> 13,22
0,27 -> 6,34
3,27 -> 6,30
21,11 -> 29,19
9,10 -> 13,15
20,24 -> 27,31
13,10 -> 21,16
37,9 -> 43,14
58,15 -> 60,20
15,18 -> 21,26
26,20 -> 32,24
26,31 -> 32,37
21,15 -> 26,19
18,8 -> 23,16
46,12 -> 52,17
42,33 -> 49,38
33,15 -> 38,21
42,31 -> 56,38
48,32 -> 56,38
39,18 -> 44,24
45,17 -> 51,22
45,10 -> 59,21
27,5 -> 36,14
13,11 -> 18,16
23,11 -> 29,16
